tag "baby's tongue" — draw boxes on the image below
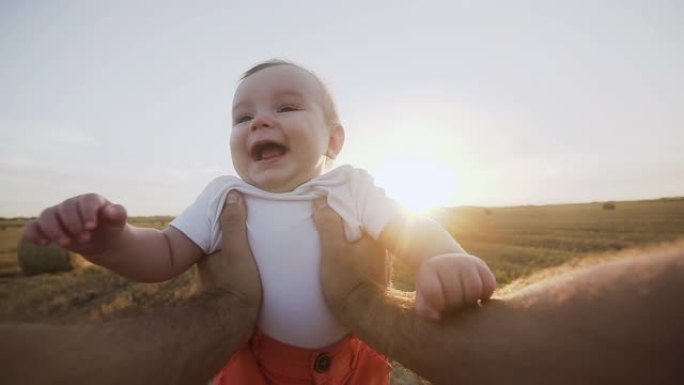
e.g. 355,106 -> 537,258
261,146 -> 285,160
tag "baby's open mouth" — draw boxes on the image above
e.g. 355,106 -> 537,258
250,141 -> 288,161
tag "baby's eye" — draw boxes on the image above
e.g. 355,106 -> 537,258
277,105 -> 300,113
234,114 -> 253,124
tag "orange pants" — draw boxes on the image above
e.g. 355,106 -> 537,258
213,330 -> 391,385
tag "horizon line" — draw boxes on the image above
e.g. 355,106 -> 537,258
2,195 -> 682,220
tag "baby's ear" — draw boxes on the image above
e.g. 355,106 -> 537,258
326,124 -> 345,159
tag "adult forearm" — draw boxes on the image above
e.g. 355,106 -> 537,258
344,247 -> 684,385
1,289 -> 258,385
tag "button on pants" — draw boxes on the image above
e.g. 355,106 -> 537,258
213,330 -> 391,385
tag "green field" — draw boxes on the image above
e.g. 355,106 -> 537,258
1,198 -> 683,385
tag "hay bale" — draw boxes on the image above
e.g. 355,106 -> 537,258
602,202 -> 616,211
17,239 -> 89,276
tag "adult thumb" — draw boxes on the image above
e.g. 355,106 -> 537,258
220,191 -> 248,253
312,197 -> 345,245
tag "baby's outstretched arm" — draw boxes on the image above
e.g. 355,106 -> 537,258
379,213 -> 496,320
23,193 -> 203,282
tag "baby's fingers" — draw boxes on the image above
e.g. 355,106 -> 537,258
22,220 -> 49,246
57,197 -> 88,242
34,206 -> 71,246
457,266 -> 485,306
99,203 -> 127,229
415,254 -> 497,321
415,266 -> 446,321
78,193 -> 109,230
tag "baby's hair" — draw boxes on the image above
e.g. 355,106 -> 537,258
240,59 -> 340,125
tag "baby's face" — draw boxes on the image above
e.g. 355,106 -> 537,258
230,65 -> 336,192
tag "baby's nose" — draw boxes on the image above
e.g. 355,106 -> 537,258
250,113 -> 275,130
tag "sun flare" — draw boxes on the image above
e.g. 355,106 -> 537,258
345,121 -> 481,214
371,156 -> 460,215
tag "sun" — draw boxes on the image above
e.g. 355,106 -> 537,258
370,156 -> 460,215
345,120 -> 477,214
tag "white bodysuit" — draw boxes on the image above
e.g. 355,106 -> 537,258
170,165 -> 402,348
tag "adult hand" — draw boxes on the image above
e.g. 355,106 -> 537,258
312,198 -> 389,323
197,190 -> 262,308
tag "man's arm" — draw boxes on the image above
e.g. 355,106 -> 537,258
1,290 -> 254,385
2,191 -> 261,385
313,200 -> 684,385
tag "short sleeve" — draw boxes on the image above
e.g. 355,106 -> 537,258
170,178 -> 227,253
348,168 -> 404,240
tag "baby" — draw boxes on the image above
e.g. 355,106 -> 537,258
23,60 -> 496,384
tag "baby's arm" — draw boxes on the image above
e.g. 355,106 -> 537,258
379,212 -> 496,320
23,193 -> 203,282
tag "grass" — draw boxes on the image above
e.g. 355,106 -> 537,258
1,198 -> 683,384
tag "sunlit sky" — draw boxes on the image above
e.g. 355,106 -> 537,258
2,1 -> 682,216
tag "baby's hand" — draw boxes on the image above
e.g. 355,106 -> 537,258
415,253 -> 496,321
22,193 -> 128,257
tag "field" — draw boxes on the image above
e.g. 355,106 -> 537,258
1,198 -> 683,384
